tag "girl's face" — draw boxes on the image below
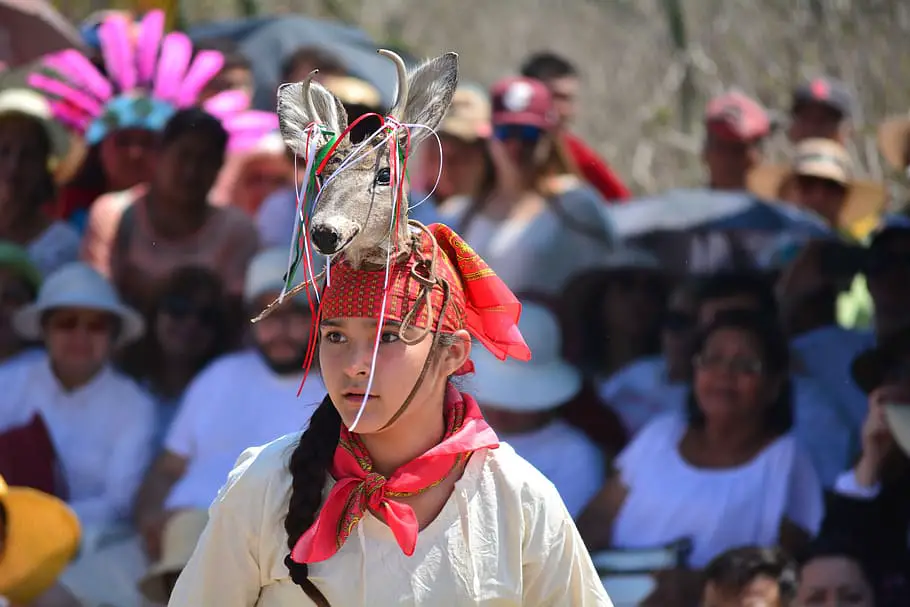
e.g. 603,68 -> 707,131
99,128 -> 159,191
318,317 -> 469,433
797,556 -> 874,607
693,327 -> 780,423
0,114 -> 50,205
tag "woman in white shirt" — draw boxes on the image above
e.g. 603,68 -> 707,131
578,310 -> 823,585
170,220 -> 612,605
0,262 -> 154,534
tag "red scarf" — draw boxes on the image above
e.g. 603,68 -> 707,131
291,386 -> 499,564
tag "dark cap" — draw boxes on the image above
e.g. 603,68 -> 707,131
490,77 -> 557,129
705,91 -> 771,142
851,327 -> 910,393
792,77 -> 854,119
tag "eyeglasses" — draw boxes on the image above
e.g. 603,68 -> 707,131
493,124 -> 543,143
693,353 -> 763,376
160,296 -> 220,325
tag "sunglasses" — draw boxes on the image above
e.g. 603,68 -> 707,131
160,296 -> 220,325
493,125 -> 543,143
47,314 -> 113,334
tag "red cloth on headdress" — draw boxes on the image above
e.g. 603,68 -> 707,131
320,223 -> 531,374
291,385 -> 499,564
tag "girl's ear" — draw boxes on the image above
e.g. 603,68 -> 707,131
440,329 -> 472,377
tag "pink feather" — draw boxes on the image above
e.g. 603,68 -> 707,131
28,73 -> 104,116
223,111 -> 280,135
42,50 -> 113,101
153,32 -> 193,103
176,50 -> 224,108
202,90 -> 250,118
48,100 -> 91,132
227,132 -> 270,153
98,14 -> 137,92
136,10 -> 165,87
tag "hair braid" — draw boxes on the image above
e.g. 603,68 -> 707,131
284,395 -> 341,606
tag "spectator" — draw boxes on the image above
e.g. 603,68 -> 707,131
81,108 -> 259,312
700,546 -> 798,607
210,131 -> 293,216
878,108 -> 910,175
280,45 -> 347,85
471,300 -> 604,517
579,311 -> 824,568
439,76 -> 615,297
788,77 -> 853,145
703,91 -> 772,192
0,263 -> 154,533
0,242 -> 42,365
194,38 -> 255,102
0,90 -> 80,276
797,538 -> 876,607
520,51 -> 631,202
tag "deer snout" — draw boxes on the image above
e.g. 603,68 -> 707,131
310,222 -> 360,255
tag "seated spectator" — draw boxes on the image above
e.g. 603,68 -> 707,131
700,546 -> 798,607
43,249 -> 329,607
81,108 -> 259,312
819,326 -> 910,606
702,91 -> 771,192
210,131 -> 293,215
0,263 -> 154,534
797,537 -> 876,607
138,509 -> 209,605
194,38 -> 255,102
579,311 -> 823,569
0,89 -> 80,276
0,242 -> 42,365
438,76 -> 614,296
787,77 -> 853,145
520,51 -> 630,202
120,266 -> 234,454
471,300 -> 604,518
0,475 -> 81,605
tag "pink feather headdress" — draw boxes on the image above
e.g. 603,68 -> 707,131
28,10 -> 278,152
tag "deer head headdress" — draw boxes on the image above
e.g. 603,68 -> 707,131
275,50 -> 458,273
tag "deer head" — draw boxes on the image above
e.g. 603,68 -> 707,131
276,50 -> 458,268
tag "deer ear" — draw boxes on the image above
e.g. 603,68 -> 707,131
277,79 -> 349,156
398,52 -> 458,149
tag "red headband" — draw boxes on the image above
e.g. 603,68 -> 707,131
320,223 -> 531,373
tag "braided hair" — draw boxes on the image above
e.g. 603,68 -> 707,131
284,395 -> 342,606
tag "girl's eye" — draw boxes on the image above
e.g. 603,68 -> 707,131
380,331 -> 399,344
323,331 -> 345,344
374,167 -> 391,186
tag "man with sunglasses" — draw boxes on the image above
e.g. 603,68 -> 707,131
819,326 -> 910,606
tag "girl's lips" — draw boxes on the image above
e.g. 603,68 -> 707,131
343,393 -> 377,402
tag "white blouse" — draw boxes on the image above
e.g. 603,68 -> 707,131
0,353 -> 155,526
611,414 -> 824,567
170,434 -> 613,606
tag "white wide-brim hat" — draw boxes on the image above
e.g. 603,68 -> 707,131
12,262 -> 144,348
470,301 -> 582,412
885,404 -> 910,457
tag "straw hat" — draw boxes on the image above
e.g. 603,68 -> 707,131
440,85 -> 492,142
748,138 -> 885,228
138,509 -> 209,603
471,301 -> 581,411
321,75 -> 381,109
878,114 -> 910,170
0,476 -> 81,603
12,262 -> 144,347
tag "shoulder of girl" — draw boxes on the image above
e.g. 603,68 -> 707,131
488,444 -> 563,504
214,432 -> 302,506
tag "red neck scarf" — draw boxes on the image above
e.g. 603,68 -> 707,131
291,386 -> 499,564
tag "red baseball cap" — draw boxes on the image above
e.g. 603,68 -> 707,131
490,77 -> 557,129
705,91 -> 771,142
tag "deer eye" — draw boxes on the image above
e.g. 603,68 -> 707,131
374,168 -> 391,186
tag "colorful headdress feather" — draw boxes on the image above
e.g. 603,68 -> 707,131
28,10 -> 277,150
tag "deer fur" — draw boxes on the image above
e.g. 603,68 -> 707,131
276,50 -> 458,268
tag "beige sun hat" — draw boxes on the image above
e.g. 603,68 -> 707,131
748,138 -> 886,228
440,84 -> 492,142
138,509 -> 209,603
321,75 -> 381,109
878,114 -> 910,171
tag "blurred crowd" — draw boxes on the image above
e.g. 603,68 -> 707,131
3,5 -> 910,607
